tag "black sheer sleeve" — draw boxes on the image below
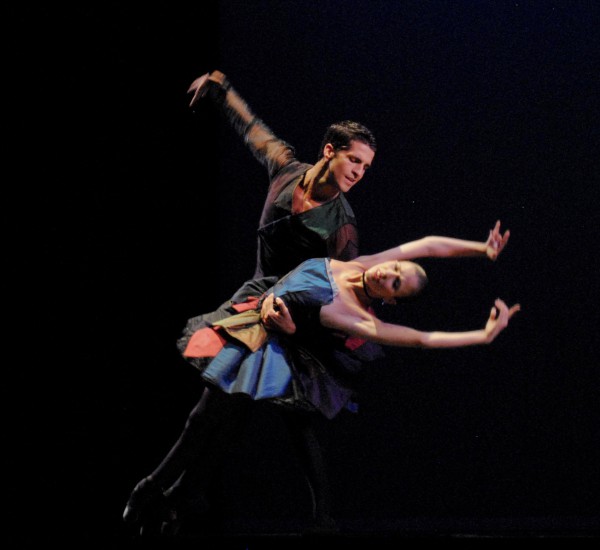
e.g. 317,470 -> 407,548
205,72 -> 296,179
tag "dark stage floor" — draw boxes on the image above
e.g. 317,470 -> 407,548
115,515 -> 599,549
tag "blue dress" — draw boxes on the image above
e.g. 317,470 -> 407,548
177,258 -> 384,419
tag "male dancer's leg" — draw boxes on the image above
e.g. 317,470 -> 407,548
160,388 -> 252,534
280,410 -> 338,532
123,386 -> 248,534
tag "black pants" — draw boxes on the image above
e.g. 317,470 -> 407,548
147,386 -> 333,525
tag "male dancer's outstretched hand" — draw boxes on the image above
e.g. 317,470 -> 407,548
188,70 -> 228,107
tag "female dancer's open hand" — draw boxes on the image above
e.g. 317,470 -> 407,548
485,298 -> 521,342
485,220 -> 511,261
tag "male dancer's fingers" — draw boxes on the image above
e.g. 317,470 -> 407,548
188,73 -> 210,107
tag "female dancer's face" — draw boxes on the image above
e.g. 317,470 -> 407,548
363,261 -> 425,303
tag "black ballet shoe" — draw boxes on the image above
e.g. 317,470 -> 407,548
159,486 -> 214,537
304,513 -> 340,536
158,507 -> 181,537
122,476 -> 165,525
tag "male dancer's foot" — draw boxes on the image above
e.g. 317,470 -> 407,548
305,512 -> 340,535
123,476 -> 168,535
159,483 -> 223,536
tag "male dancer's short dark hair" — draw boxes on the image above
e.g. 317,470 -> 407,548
318,120 -> 377,160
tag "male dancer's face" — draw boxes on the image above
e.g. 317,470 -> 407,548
326,140 -> 375,193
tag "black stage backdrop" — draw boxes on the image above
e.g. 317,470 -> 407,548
9,1 -> 599,546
